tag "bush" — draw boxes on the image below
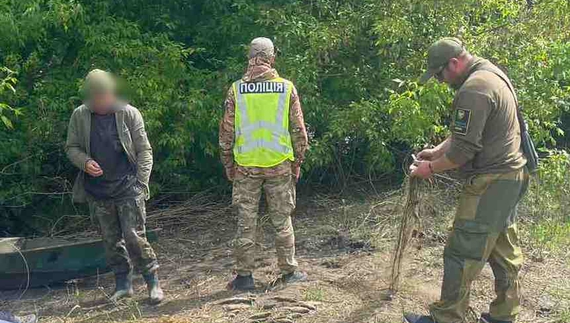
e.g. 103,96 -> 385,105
522,150 -> 570,254
0,0 -> 569,235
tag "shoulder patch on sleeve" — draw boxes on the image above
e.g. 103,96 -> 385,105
453,108 -> 471,135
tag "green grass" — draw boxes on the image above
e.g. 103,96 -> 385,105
303,284 -> 326,302
555,309 -> 570,323
527,220 -> 570,253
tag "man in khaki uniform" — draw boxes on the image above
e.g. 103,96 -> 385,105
405,38 -> 528,323
66,70 -> 163,304
219,37 -> 309,290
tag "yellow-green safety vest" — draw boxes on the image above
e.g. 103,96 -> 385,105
233,77 -> 295,167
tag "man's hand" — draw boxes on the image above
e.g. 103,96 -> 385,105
417,148 -> 438,161
225,166 -> 236,182
85,159 -> 103,177
292,164 -> 301,182
410,160 -> 433,179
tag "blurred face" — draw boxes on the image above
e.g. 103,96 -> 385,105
89,91 -> 116,114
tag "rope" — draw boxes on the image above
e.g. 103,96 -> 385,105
5,241 -> 31,300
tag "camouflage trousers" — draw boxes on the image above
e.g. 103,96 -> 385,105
430,168 -> 529,323
232,174 -> 298,276
88,195 -> 159,276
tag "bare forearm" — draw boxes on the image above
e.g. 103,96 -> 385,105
433,137 -> 452,158
430,154 -> 460,173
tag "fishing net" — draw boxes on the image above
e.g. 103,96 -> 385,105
389,176 -> 423,293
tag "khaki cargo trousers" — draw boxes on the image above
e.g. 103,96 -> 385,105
232,174 -> 298,276
430,168 -> 529,323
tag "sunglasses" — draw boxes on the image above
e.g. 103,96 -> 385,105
435,61 -> 450,80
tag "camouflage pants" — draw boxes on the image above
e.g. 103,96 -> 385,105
430,168 -> 529,323
232,174 -> 298,276
88,195 -> 159,275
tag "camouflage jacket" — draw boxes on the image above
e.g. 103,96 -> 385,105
219,58 -> 308,178
65,103 -> 153,203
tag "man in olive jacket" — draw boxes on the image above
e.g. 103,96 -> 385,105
65,69 -> 163,304
406,38 -> 528,323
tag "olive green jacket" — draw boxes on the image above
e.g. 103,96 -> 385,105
65,103 -> 153,203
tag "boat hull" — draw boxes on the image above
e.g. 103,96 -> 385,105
0,230 -> 159,290
0,239 -> 107,290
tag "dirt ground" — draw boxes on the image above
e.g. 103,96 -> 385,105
1,190 -> 569,323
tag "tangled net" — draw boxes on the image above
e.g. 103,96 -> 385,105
389,176 -> 423,293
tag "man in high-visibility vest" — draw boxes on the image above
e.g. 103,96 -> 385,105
219,37 -> 309,290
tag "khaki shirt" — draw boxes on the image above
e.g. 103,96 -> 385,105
65,103 -> 153,203
445,58 -> 526,176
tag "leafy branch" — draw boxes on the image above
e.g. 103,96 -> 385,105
0,66 -> 19,129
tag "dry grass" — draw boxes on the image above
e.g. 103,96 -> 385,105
1,182 -> 569,323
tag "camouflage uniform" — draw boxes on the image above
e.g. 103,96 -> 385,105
232,173 -> 298,275
219,55 -> 308,276
88,194 -> 159,275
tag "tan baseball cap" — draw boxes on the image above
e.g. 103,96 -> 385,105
420,37 -> 465,83
84,69 -> 116,94
249,37 -> 275,58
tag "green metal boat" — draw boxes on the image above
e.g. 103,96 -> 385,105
0,230 -> 160,290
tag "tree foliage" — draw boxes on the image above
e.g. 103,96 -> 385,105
0,0 -> 569,235
0,66 -> 18,128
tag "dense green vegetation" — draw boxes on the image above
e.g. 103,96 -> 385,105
0,0 -> 569,235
